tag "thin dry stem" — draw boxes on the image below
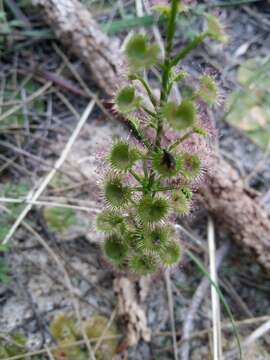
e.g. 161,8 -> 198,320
225,320 -> 270,359
180,243 -> 229,360
208,216 -> 223,360
165,270 -> 178,360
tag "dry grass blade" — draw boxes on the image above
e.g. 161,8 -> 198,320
0,196 -> 101,213
2,99 -> 95,245
174,223 -> 207,250
0,82 -> 52,123
56,91 -> 80,119
208,216 -> 223,360
164,270 -> 178,360
0,62 -> 65,123
45,346 -> 56,360
154,314 -> 270,356
93,310 -> 117,355
11,212 -> 97,360
53,42 -> 117,125
225,320 -> 270,359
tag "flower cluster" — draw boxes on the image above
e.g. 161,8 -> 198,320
96,1 -> 225,276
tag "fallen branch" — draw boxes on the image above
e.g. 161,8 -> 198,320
200,156 -> 270,271
32,0 -> 270,271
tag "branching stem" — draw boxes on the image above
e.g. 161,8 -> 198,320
156,0 -> 179,148
172,32 -> 208,66
129,169 -> 143,184
134,75 -> 157,108
169,130 -> 194,151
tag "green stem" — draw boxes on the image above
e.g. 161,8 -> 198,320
127,118 -> 152,150
155,112 -> 163,149
172,32 -> 208,67
143,157 -> 148,181
135,75 -> 157,108
155,185 -> 180,192
142,105 -> 156,118
129,169 -> 143,184
147,169 -> 155,190
159,0 -> 178,104
167,71 -> 187,97
156,0 -> 179,148
169,130 -> 194,150
130,187 -> 144,192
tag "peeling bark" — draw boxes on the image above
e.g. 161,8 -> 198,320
32,0 -> 270,271
114,277 -> 151,347
200,156 -> 270,270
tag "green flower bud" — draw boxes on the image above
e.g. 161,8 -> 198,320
206,14 -> 228,44
152,149 -> 182,178
104,175 -> 131,208
182,152 -> 201,179
109,141 -> 140,172
125,230 -> 141,250
138,225 -> 172,254
104,234 -> 128,264
198,75 -> 218,106
115,86 -> 141,114
162,100 -> 196,131
125,34 -> 160,70
126,34 -> 147,60
96,210 -> 124,233
171,190 -> 191,216
160,241 -> 181,266
129,253 -> 158,275
138,195 -> 169,223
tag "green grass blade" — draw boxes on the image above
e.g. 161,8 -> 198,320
186,249 -> 242,359
100,15 -> 160,34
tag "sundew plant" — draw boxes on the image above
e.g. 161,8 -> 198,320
96,0 -> 226,276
